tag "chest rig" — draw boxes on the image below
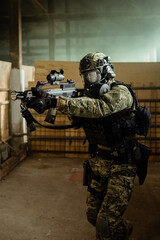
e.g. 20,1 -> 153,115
82,109 -> 135,149
80,81 -> 137,150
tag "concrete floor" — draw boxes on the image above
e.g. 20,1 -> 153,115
0,156 -> 159,240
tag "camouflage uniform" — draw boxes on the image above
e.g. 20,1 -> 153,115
86,157 -> 136,240
57,83 -> 137,240
57,83 -> 133,117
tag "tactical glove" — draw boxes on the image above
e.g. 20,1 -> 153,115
26,88 -> 57,114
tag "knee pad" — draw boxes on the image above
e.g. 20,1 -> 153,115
96,214 -> 110,238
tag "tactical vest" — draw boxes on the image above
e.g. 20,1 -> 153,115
80,81 -> 137,149
80,81 -> 152,186
82,109 -> 136,149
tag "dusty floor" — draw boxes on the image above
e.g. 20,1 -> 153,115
0,156 -> 159,240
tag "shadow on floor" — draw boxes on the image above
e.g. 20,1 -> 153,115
0,157 -> 159,240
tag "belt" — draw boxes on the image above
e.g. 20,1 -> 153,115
97,148 -> 131,164
97,144 -> 112,151
97,148 -> 118,160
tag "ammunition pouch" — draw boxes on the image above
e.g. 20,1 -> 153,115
137,143 -> 152,185
129,141 -> 152,185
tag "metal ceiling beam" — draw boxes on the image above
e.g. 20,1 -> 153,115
48,0 -> 55,60
21,12 -> 160,22
9,0 -> 22,68
28,0 -> 48,14
65,0 -> 71,60
1,12 -> 160,24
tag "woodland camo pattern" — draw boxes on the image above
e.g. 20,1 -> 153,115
57,84 -> 133,118
58,82 -> 136,239
87,156 -> 136,240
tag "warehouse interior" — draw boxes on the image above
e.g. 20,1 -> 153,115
0,0 -> 160,240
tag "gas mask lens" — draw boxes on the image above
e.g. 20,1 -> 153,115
82,70 -> 101,84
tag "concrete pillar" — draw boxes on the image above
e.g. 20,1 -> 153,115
10,68 -> 25,136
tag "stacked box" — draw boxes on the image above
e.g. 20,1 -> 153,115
0,61 -> 12,141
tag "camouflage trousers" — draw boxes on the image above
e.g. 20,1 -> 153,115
86,155 -> 137,240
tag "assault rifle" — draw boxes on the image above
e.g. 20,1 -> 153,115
11,69 -> 84,132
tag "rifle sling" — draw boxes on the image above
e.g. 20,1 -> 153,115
22,108 -> 76,130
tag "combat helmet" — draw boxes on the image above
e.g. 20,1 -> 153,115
79,52 -> 116,84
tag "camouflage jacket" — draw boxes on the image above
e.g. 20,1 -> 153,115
57,83 -> 133,118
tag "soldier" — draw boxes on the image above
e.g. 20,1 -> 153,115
27,52 -> 137,240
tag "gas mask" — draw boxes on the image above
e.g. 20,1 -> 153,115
81,69 -> 101,85
79,52 -> 115,97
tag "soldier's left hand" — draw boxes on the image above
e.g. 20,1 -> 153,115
26,88 -> 57,114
